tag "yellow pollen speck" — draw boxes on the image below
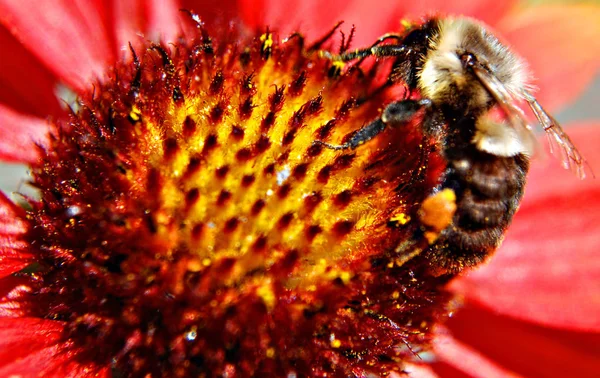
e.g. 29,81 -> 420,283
331,338 -> 342,348
424,231 -> 438,245
392,291 -> 400,299
202,258 -> 212,267
332,60 -> 345,70
266,348 -> 275,358
400,19 -> 414,30
187,259 -> 202,272
390,212 -> 411,225
339,271 -> 351,284
260,33 -> 273,48
129,105 -> 142,122
257,282 -> 276,310
326,269 -> 352,284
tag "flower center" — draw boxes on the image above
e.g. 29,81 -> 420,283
22,17 -> 451,376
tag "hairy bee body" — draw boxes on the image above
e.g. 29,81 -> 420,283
424,115 -> 529,272
319,17 -> 584,273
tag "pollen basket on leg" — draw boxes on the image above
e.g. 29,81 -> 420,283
24,21 -> 439,376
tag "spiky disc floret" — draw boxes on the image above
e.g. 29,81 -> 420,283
18,17 -> 452,377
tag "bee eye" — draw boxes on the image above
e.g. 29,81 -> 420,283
460,52 -> 477,69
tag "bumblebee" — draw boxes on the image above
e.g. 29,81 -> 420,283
317,17 -> 587,273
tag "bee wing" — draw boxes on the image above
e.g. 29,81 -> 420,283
522,91 -> 589,179
471,65 -> 538,157
472,65 -> 588,179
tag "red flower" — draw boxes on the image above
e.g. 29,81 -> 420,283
0,0 -> 599,376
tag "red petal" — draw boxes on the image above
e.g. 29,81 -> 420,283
239,0 -> 517,48
238,0 -> 357,43
397,0 -> 518,26
238,0 -> 265,30
0,317 -> 63,372
0,192 -> 26,238
0,191 -> 31,278
0,316 -> 62,348
240,0 -> 415,47
0,244 -> 30,279
401,364 -> 440,378
111,0 -> 150,55
0,317 -> 107,377
335,0 -> 518,47
181,0 -> 238,28
438,303 -> 600,378
430,327 -> 522,378
0,274 -> 33,317
496,4 -> 600,111
452,123 -> 600,331
0,24 -> 63,119
0,0 -> 114,92
145,0 -> 183,43
111,0 -> 183,57
0,103 -> 49,163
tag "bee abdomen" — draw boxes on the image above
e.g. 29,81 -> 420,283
457,189 -> 510,227
425,149 -> 529,273
451,153 -> 524,198
427,224 -> 505,271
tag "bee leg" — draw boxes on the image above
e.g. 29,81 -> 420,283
353,34 -> 406,66
315,99 -> 431,150
320,38 -> 410,78
314,118 -> 387,150
382,99 -> 431,124
325,43 -> 409,62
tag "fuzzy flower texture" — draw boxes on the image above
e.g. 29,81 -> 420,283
0,0 -> 599,377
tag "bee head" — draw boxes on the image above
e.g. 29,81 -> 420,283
417,18 -> 529,115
